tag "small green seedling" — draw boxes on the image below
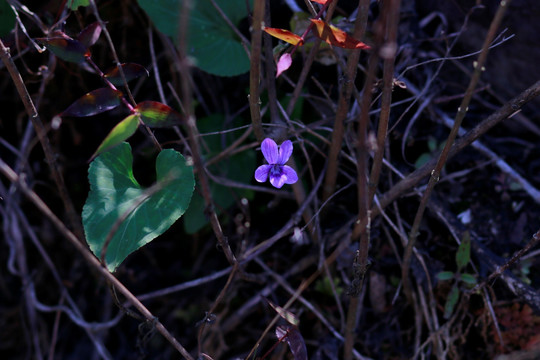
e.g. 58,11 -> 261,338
437,231 -> 477,319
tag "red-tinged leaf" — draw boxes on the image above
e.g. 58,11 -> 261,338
77,21 -> 102,48
104,63 -> 149,86
310,19 -> 370,49
135,101 -> 182,128
264,27 -> 304,46
310,0 -> 331,4
92,114 -> 140,159
276,53 -> 292,78
61,88 -> 123,117
36,37 -> 90,63
275,326 -> 308,360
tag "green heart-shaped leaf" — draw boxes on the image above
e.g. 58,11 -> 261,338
82,142 -> 194,271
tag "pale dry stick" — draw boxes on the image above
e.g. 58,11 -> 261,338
1,50 -> 56,359
7,0 -> 48,35
254,258 -> 373,360
245,225 -> 369,360
399,29 -> 514,80
4,194 -> 116,359
401,0 -> 511,304
0,160 -> 195,360
415,283 -> 445,359
3,206 -> 43,358
436,110 -> 540,204
197,264 -> 239,357
399,93 -> 437,163
402,76 -> 540,202
0,38 -> 84,241
375,198 -> 445,358
205,169 -> 296,198
27,283 -> 123,331
372,77 -> 540,223
148,27 -> 167,104
389,5 -> 483,135
482,287 -> 505,350
220,254 -> 317,334
136,267 -> 233,302
322,0 -> 370,202
48,293 -> 65,360
204,127 -> 253,167
177,0 -> 237,267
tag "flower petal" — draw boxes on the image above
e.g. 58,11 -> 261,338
270,172 -> 288,188
278,140 -> 293,164
282,165 -> 298,184
254,165 -> 271,182
261,138 -> 278,164
276,53 -> 292,78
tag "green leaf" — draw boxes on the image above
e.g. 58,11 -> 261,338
93,114 -> 140,158
456,231 -> 471,270
137,0 -> 252,76
68,0 -> 90,10
460,273 -> 477,286
61,88 -> 123,117
82,142 -> 194,271
436,271 -> 455,281
443,285 -> 460,319
0,1 -> 15,37
36,37 -> 89,63
135,101 -> 183,128
414,153 -> 432,169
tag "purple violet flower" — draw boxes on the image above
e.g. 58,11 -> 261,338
255,138 -> 298,188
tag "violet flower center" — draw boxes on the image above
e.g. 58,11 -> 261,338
270,164 -> 282,177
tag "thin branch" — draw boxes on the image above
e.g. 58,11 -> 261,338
0,38 -> 84,241
249,0 -> 266,142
